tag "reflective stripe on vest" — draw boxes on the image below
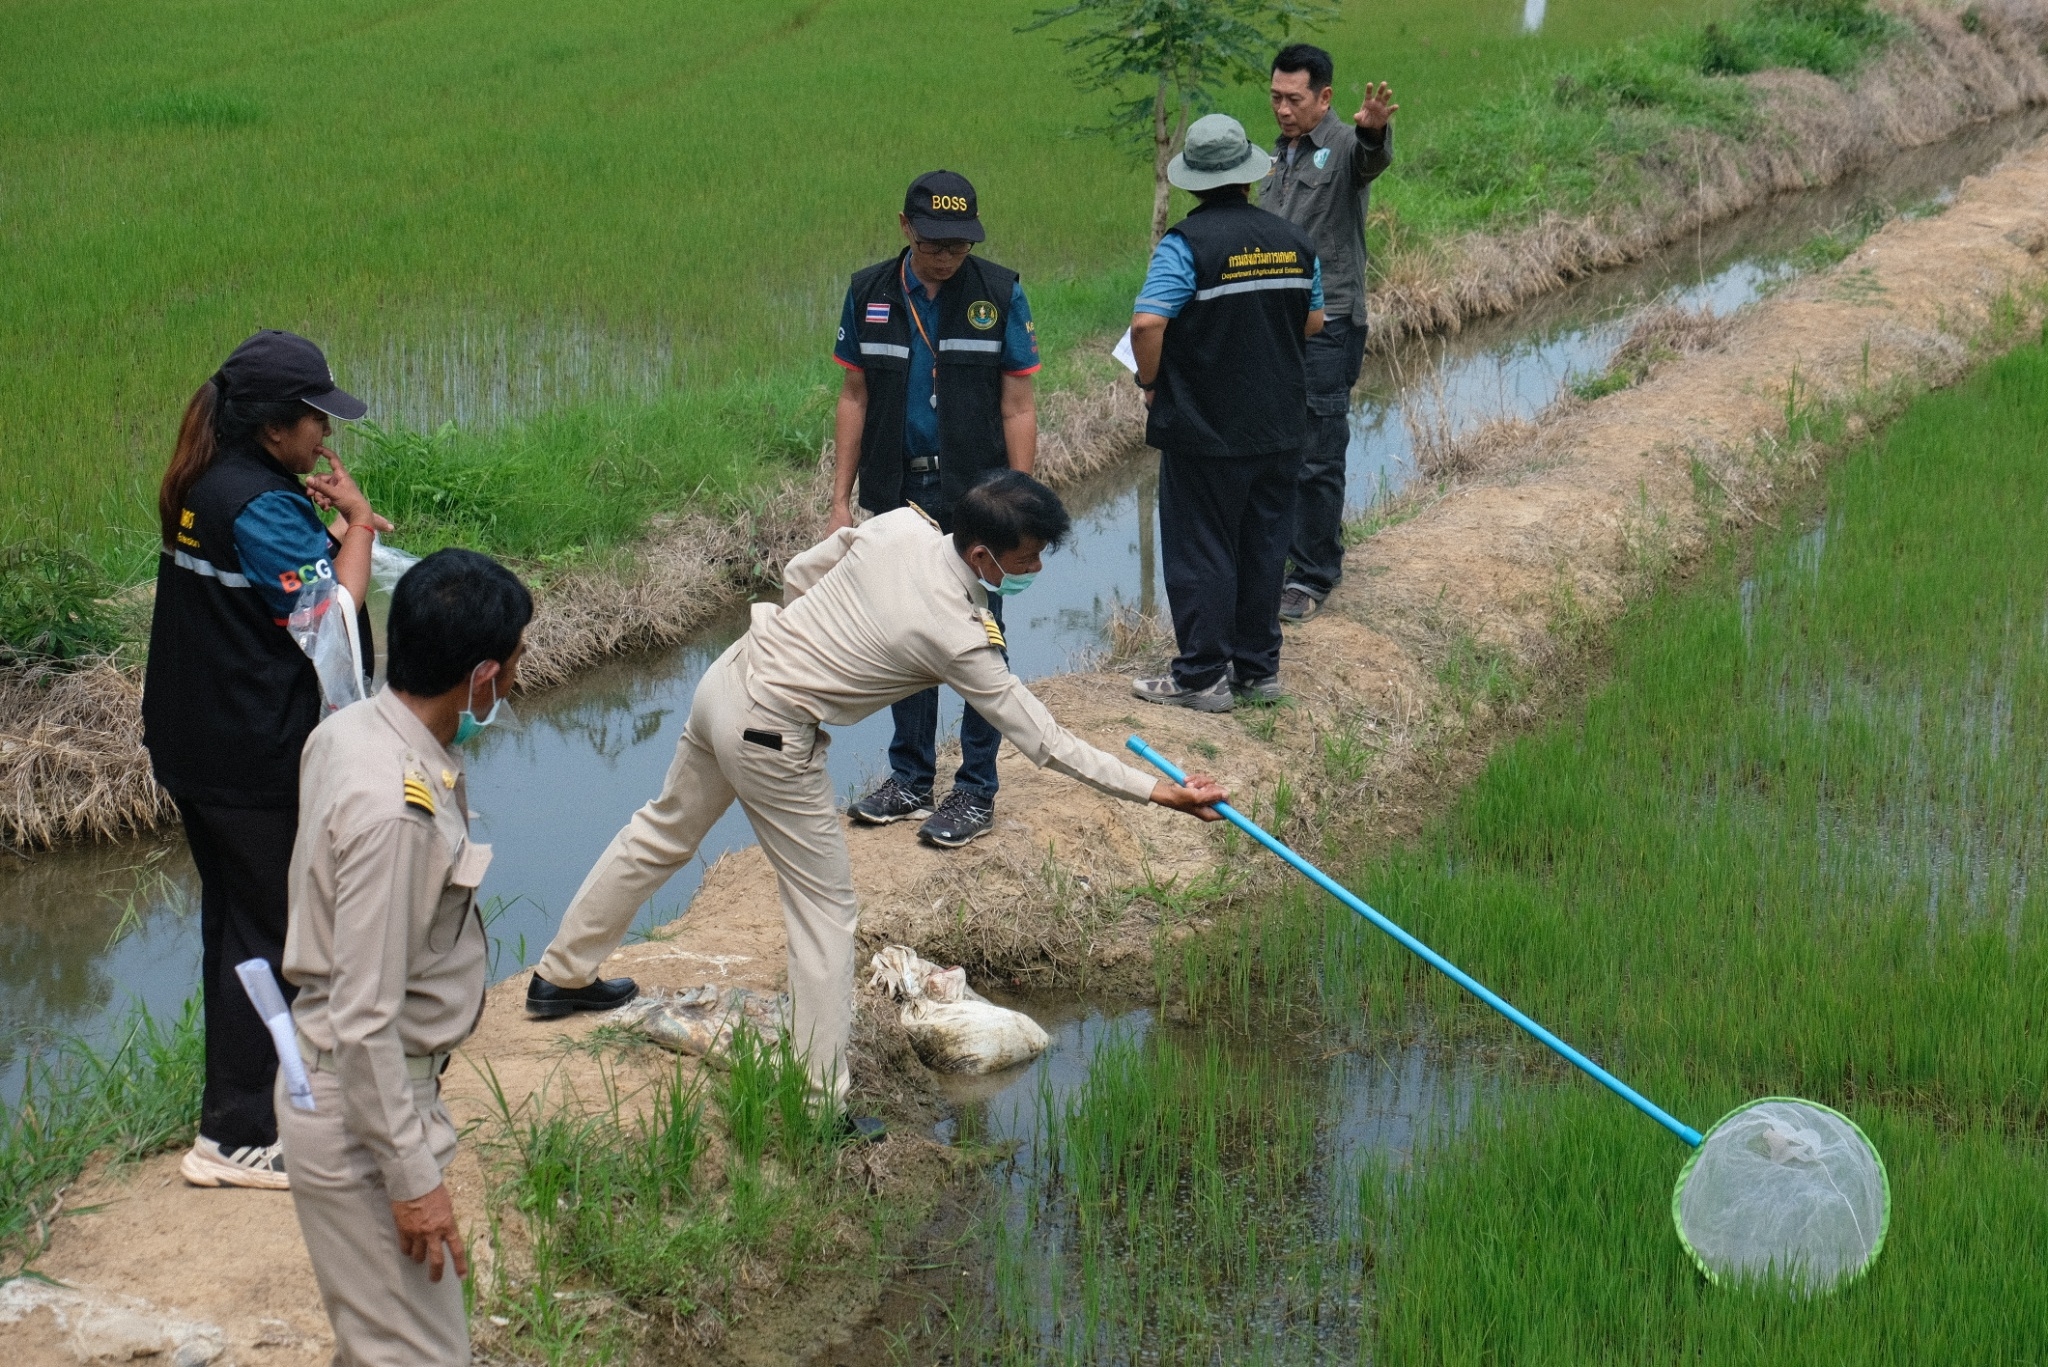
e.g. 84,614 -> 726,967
1193,277 -> 1315,302
168,546 -> 252,589
860,342 -> 911,359
937,338 -> 1002,353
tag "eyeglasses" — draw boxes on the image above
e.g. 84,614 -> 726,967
912,238 -> 975,259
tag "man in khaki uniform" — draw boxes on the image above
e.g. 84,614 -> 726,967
280,549 -> 533,1366
530,472 -> 1225,1104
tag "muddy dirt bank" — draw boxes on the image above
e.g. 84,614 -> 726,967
10,0 -> 2048,850
9,121 -> 2047,1367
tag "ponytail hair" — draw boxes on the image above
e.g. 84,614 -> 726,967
159,377 -> 223,548
157,375 -> 314,547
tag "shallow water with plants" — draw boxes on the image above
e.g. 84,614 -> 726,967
858,338 -> 2048,1362
6,111 -> 2041,1113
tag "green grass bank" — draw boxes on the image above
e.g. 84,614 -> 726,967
927,335 -> 2048,1361
9,0 -> 1959,656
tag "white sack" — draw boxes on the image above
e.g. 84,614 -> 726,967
866,944 -> 1049,1075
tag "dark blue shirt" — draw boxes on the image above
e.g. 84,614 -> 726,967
234,489 -> 335,619
835,263 -> 1040,458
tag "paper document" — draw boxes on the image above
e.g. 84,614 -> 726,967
237,958 -> 316,1112
1111,328 -> 1138,374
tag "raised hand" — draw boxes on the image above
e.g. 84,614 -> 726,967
1355,82 -> 1398,132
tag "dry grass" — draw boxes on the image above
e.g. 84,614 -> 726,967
0,656 -> 171,849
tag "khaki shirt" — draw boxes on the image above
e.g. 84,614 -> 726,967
1258,110 -> 1393,326
748,508 -> 1158,804
284,688 -> 490,1201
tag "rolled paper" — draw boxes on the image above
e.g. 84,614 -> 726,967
236,958 -> 316,1112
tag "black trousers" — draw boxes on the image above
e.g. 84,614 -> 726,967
176,799 -> 298,1151
1159,447 -> 1302,690
1287,318 -> 1369,601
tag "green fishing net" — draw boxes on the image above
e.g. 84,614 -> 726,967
1672,1097 -> 1890,1293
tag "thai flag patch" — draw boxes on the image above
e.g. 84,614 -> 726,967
864,301 -> 891,325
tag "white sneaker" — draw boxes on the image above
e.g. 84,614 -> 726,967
180,1135 -> 290,1190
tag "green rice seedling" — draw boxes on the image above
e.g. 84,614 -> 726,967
713,1023 -> 774,1167
7,0 -> 1906,614
1,996 -> 203,1262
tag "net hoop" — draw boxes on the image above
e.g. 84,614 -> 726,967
1671,1095 -> 1890,1293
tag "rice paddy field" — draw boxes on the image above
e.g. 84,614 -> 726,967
906,338 -> 2048,1362
5,0 -> 1789,607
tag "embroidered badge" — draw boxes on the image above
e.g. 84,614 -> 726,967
865,301 -> 892,325
441,768 -> 457,790
966,300 -> 999,331
1313,146 -> 1331,170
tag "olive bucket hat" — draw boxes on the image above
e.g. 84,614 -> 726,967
1166,114 -> 1273,192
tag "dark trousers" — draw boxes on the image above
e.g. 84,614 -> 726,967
177,799 -> 298,1150
886,468 -> 1003,801
1159,447 -> 1301,690
1287,318 -> 1368,601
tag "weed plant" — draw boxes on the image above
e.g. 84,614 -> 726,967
932,339 -> 2048,1361
5,0 -> 1910,631
482,1027 -> 860,1357
0,997 -> 202,1266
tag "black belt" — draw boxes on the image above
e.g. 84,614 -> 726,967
906,456 -> 938,473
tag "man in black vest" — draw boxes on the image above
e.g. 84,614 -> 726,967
1129,115 -> 1325,713
828,170 -> 1042,848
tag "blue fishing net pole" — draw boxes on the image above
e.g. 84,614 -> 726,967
1128,734 -> 1889,1291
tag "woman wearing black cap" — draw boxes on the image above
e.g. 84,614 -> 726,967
143,329 -> 386,1190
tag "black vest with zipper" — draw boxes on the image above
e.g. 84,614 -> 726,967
848,251 -> 1019,513
1145,197 -> 1318,459
142,447 -> 363,808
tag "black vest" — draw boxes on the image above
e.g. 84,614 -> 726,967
142,447 -> 361,808
1145,198 -> 1318,459
848,251 -> 1019,513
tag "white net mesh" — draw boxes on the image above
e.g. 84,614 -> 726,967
1673,1098 -> 1889,1292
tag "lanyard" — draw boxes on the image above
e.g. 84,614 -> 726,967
900,257 -> 940,410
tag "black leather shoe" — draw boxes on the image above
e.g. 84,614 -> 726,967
526,973 -> 639,1019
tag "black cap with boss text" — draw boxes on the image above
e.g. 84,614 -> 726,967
215,329 -> 368,421
903,169 -> 985,243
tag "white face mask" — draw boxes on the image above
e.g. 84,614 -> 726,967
453,665 -> 515,744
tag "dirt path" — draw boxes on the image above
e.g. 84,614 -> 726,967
10,137 -> 2048,1367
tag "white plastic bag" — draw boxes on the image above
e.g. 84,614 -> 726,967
370,538 -> 419,597
866,945 -> 1049,1075
287,576 -> 366,715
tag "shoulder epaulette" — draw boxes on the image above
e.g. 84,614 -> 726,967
906,501 -> 940,530
402,768 -> 436,816
979,610 -> 1006,650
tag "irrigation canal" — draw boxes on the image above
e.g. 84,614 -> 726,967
3,113 -> 2043,1111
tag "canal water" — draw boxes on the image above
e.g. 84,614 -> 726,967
4,114 -> 2042,1100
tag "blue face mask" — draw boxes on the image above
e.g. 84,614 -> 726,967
453,669 -> 505,745
978,547 -> 1038,598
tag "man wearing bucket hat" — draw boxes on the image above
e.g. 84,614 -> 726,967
1128,114 -> 1324,714
826,170 -> 1045,851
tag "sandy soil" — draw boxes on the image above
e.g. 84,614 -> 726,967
10,137 -> 2048,1367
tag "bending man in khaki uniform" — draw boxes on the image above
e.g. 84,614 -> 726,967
529,471 -> 1225,1106
281,548 -> 532,1366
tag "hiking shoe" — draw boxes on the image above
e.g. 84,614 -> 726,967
1278,586 -> 1323,623
919,789 -> 995,848
1132,675 -> 1234,713
181,1136 -> 290,1190
848,777 -> 933,826
1231,673 -> 1287,705
526,973 -> 639,1019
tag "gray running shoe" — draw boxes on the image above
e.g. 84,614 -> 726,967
1131,675 -> 1234,713
919,789 -> 995,848
1278,586 -> 1322,623
1231,673 -> 1287,705
849,777 -> 933,826
181,1136 -> 290,1190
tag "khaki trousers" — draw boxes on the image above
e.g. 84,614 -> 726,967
536,645 -> 857,1100
277,1068 -> 467,1366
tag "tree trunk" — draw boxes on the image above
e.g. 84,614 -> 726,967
1151,70 -> 1172,247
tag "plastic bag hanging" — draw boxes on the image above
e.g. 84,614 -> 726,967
287,574 -> 367,714
370,537 -> 420,598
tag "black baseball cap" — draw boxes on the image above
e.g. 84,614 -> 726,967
215,329 -> 368,421
903,170 -> 985,243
